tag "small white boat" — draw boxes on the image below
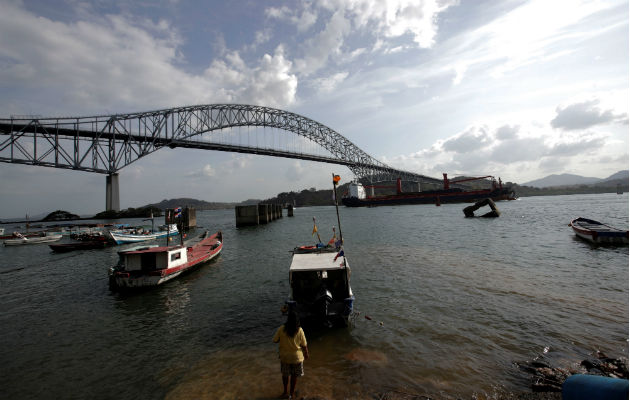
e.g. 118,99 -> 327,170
286,249 -> 354,327
107,224 -> 179,245
570,217 -> 629,245
108,231 -> 223,289
4,232 -> 63,246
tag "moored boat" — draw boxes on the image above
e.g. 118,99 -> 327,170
49,239 -> 111,253
108,230 -> 223,290
3,232 -> 63,246
570,217 -> 629,245
286,250 -> 354,327
107,224 -> 178,245
285,174 -> 354,327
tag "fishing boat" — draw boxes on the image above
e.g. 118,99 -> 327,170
285,174 -> 354,327
49,238 -> 111,253
342,174 -> 516,207
108,230 -> 223,290
570,217 -> 629,245
107,224 -> 178,245
4,232 -> 63,246
286,250 -> 354,327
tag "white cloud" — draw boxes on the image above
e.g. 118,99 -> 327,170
265,5 -> 318,32
243,46 -> 298,107
330,0 -> 458,48
311,71 -> 349,93
285,160 -> 305,181
551,99 -> 628,130
294,9 -> 351,76
0,2 -> 298,114
222,155 -> 253,172
439,0 -> 623,85
384,103 -> 624,182
441,126 -> 490,153
202,164 -> 216,177
185,164 -> 215,179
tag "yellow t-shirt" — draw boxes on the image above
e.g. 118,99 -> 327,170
272,326 -> 307,364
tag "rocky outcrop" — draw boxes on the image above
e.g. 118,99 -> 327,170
517,351 -> 628,392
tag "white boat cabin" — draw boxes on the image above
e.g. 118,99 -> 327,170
119,245 -> 188,271
289,252 -> 351,303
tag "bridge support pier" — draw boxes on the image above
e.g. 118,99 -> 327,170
106,173 -> 120,211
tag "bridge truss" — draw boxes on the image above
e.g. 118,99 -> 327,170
0,104 -> 445,202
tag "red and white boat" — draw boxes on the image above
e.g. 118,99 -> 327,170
108,231 -> 223,290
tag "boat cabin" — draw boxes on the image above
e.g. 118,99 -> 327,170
288,252 -> 353,324
118,245 -> 188,272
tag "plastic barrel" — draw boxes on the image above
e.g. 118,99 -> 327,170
562,374 -> 628,400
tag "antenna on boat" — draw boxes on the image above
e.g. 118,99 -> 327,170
332,173 -> 343,246
179,213 -> 184,247
165,209 -> 171,247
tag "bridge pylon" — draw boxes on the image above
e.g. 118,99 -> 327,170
106,173 -> 120,212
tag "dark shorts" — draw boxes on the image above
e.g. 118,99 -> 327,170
280,362 -> 304,377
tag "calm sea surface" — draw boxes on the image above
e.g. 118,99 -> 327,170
1,193 -> 628,399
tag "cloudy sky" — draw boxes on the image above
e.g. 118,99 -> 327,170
0,0 -> 628,218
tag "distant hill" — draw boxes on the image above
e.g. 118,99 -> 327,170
522,170 -> 628,188
263,186 -> 345,207
603,170 -> 629,181
147,198 -> 241,210
522,173 -> 602,188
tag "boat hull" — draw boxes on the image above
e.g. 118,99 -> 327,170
108,228 -> 179,245
49,240 -> 110,252
287,296 -> 354,327
342,188 -> 514,207
570,217 -> 629,244
4,235 -> 63,246
109,231 -> 223,289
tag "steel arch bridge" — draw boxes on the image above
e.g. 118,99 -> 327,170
0,104 -> 443,209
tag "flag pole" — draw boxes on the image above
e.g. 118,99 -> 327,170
313,217 -> 322,244
332,173 -> 343,246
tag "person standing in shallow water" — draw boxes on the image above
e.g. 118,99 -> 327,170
272,311 -> 309,399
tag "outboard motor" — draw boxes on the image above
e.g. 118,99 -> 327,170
314,285 -> 333,318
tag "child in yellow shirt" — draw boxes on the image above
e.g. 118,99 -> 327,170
272,311 -> 309,399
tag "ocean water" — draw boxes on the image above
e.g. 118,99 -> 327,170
0,193 -> 627,399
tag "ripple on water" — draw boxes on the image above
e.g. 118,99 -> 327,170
0,195 -> 627,399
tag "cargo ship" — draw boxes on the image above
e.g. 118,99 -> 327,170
341,174 -> 516,207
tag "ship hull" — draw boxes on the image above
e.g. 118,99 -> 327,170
342,188 -> 514,207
